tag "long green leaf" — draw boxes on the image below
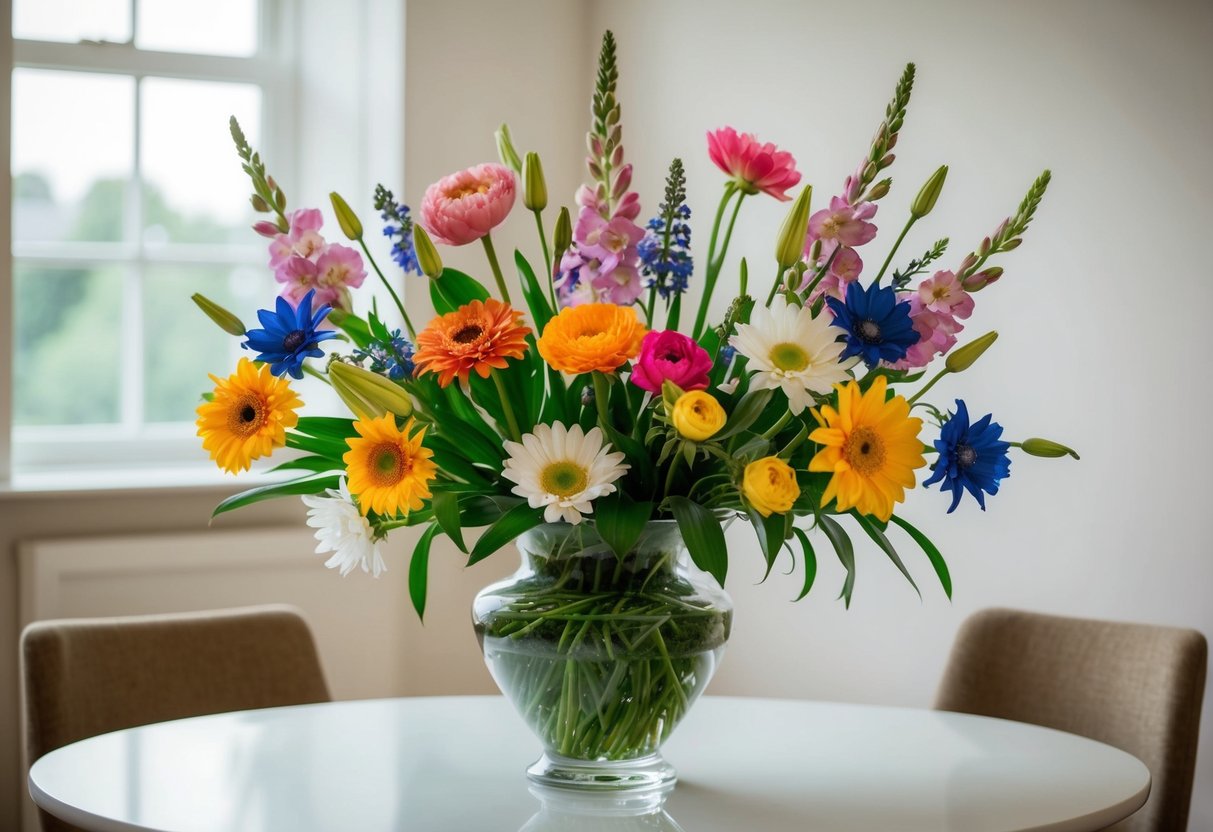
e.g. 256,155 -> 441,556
748,507 -> 788,582
268,456 -> 341,474
430,267 -> 490,314
294,416 -> 356,440
889,514 -> 952,599
717,388 -> 773,440
791,527 -> 818,601
514,250 -> 554,333
409,523 -> 440,621
212,473 -> 339,518
285,432 -> 348,462
327,309 -> 373,349
468,502 -> 544,566
430,490 -> 466,553
668,496 -> 728,587
818,514 -> 856,608
593,494 -> 652,558
850,510 -> 920,599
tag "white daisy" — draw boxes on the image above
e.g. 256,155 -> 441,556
301,478 -> 386,577
730,295 -> 857,414
501,422 -> 629,525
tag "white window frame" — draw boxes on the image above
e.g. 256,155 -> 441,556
7,0 -> 298,473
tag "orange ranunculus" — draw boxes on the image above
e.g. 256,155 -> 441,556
537,303 -> 646,375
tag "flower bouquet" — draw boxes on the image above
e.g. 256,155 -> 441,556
193,31 -> 1076,789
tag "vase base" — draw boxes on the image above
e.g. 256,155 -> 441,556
526,751 -> 677,792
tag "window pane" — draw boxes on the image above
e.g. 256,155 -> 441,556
136,0 -> 258,57
14,264 -> 124,426
12,69 -> 135,244
140,78 -> 262,247
143,263 -> 271,423
13,0 -> 131,44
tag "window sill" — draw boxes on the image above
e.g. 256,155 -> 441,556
0,464 -> 297,501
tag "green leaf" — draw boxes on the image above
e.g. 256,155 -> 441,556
850,510 -> 920,599
409,523 -> 440,621
294,416 -> 356,440
267,456 -> 341,474
716,388 -> 773,440
514,250 -> 554,333
430,490 -> 466,553
593,493 -> 652,558
285,431 -> 348,462
889,514 -> 952,599
327,309 -> 373,349
791,527 -> 818,601
430,267 -> 490,314
212,474 -> 339,518
668,496 -> 728,587
468,502 -> 545,566
748,508 -> 788,582
818,514 -> 856,608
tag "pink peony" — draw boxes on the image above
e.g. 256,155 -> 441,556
268,208 -> 325,269
630,330 -> 713,394
706,127 -> 801,201
916,270 -> 974,318
277,243 -> 366,312
807,196 -> 878,253
419,162 -> 516,246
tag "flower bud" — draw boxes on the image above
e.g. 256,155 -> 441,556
612,163 -> 633,199
742,456 -> 800,517
961,267 -> 1003,292
523,152 -> 547,211
867,178 -> 891,200
877,153 -> 895,170
775,185 -> 813,271
191,293 -> 246,337
553,207 -> 572,255
1002,237 -> 1023,251
250,194 -> 269,212
910,165 -> 948,219
411,223 -> 444,278
252,220 -> 279,238
610,144 -> 624,167
945,331 -> 998,373
329,192 -> 363,241
495,123 -> 523,173
329,361 -> 414,420
671,391 -> 726,442
1020,438 -> 1080,460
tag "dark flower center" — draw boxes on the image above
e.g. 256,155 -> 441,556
856,319 -> 883,344
282,330 -> 307,352
452,324 -> 484,344
957,444 -> 978,468
663,352 -> 682,363
240,405 -> 257,423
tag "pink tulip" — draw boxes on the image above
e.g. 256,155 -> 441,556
630,330 -> 713,394
419,162 -> 516,246
706,127 -> 801,201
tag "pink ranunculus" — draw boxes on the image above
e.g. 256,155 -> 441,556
573,208 -> 645,274
706,126 -> 801,201
916,270 -> 974,318
807,196 -> 878,251
268,208 -> 326,269
630,330 -> 713,394
419,162 -> 516,246
276,243 -> 365,312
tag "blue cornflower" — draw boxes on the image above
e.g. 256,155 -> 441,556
354,329 -> 417,381
826,281 -> 920,367
923,400 -> 1012,512
243,289 -> 338,379
373,185 -> 422,276
639,203 -> 693,300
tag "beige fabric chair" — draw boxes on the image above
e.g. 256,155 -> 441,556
936,608 -> 1207,832
22,605 -> 331,832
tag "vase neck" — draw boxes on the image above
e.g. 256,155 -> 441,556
516,522 -> 687,588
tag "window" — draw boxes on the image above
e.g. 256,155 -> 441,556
10,0 -> 293,471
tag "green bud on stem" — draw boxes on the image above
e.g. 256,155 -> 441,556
329,361 -> 414,420
910,165 -> 948,219
775,185 -> 813,271
191,293 -> 246,337
412,224 -> 444,279
329,192 -> 363,241
945,330 -> 998,373
553,207 -> 573,255
523,152 -> 547,211
1020,438 -> 1080,460
495,123 -> 523,173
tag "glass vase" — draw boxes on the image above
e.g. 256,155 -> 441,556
473,521 -> 732,791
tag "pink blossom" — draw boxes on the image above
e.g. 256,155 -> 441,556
706,126 -> 801,201
555,248 -> 645,307
573,208 -> 644,273
630,330 -> 713,394
252,220 -> 280,238
805,246 -> 864,304
807,196 -> 878,253
268,208 -> 326,269
576,184 -> 641,222
276,243 -> 366,312
890,296 -> 967,369
419,162 -> 516,246
916,270 -> 974,318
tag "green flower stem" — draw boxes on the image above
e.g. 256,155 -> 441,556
874,216 -> 917,285
662,453 -> 683,501
761,410 -> 793,440
907,367 -> 951,405
592,371 -> 612,433
692,183 -> 740,339
358,239 -> 416,338
533,210 -> 555,306
302,364 -> 331,386
765,265 -> 786,305
799,247 -> 841,302
481,233 -> 512,304
491,370 -> 523,441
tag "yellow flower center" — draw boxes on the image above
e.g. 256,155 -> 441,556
369,441 -> 407,486
932,286 -> 949,300
226,395 -> 266,437
448,182 -> 491,199
769,342 -> 809,372
540,461 -> 588,497
452,324 -> 485,344
843,426 -> 887,476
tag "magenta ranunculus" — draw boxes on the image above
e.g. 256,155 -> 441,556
419,162 -> 516,246
706,126 -> 801,201
630,330 -> 713,394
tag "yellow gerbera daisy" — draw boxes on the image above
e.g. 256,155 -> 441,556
196,358 -> 302,474
537,303 -> 646,375
344,414 -> 437,516
807,376 -> 925,522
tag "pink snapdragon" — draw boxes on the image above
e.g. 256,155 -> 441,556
268,208 -> 326,269
915,270 -> 974,318
556,246 -> 645,307
630,330 -> 713,394
277,243 -> 366,312
805,246 -> 864,304
806,196 -> 878,256
419,162 -> 516,246
707,127 -> 801,201
557,180 -> 646,307
889,271 -> 976,369
574,210 -> 645,274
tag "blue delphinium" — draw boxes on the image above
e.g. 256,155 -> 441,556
826,281 -> 920,366
354,329 -> 416,381
924,400 -> 1012,512
640,158 -> 693,300
373,184 -> 421,276
243,289 -> 338,379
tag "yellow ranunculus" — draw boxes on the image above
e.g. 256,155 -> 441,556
743,456 -> 800,517
671,391 -> 726,442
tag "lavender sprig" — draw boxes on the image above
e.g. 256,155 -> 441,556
373,184 -> 421,277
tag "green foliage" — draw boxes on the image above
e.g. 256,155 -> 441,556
668,496 -> 728,587
409,523 -> 440,620
429,267 -> 490,314
593,492 -> 652,558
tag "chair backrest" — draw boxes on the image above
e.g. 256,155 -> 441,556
935,608 -> 1206,832
22,605 -> 331,832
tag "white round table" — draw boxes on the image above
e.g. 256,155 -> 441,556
29,696 -> 1150,832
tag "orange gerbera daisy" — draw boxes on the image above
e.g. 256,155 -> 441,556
537,303 -> 646,375
344,414 -> 437,516
196,358 -> 302,474
414,298 -> 530,387
808,376 -> 925,522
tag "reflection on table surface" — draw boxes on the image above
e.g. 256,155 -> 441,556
520,784 -> 686,832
